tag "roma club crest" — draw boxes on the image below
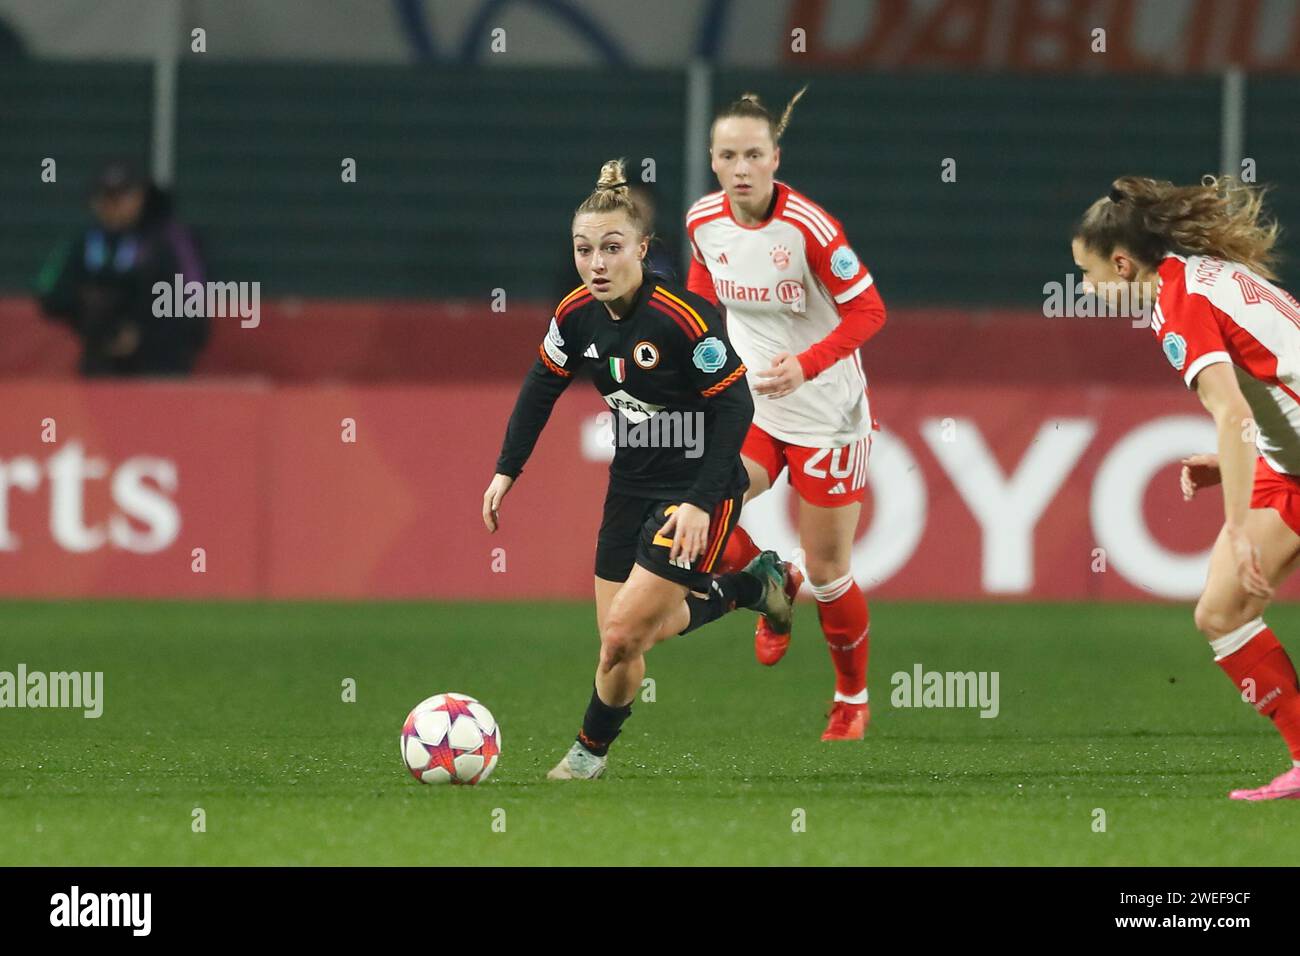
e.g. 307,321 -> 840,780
633,341 -> 659,369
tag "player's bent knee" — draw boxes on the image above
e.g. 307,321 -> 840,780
805,556 -> 851,588
598,617 -> 650,667
1193,598 -> 1254,639
598,633 -> 633,670
1192,600 -> 1221,637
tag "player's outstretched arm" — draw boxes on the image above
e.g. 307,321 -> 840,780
487,356 -> 574,531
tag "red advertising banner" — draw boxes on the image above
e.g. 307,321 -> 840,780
0,382 -> 264,597
1,379 -> 1290,602
0,296 -> 1174,386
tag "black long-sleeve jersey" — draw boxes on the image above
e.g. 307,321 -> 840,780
495,276 -> 753,512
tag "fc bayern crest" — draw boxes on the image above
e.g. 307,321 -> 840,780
770,244 -> 791,271
609,357 -> 627,383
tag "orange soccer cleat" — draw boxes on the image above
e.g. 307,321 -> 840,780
821,700 -> 869,741
754,561 -> 804,665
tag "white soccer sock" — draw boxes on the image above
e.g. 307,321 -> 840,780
1208,618 -> 1268,661
833,688 -> 869,705
810,572 -> 855,603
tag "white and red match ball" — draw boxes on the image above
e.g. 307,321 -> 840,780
400,693 -> 501,785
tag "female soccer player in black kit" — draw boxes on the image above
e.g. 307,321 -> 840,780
483,159 -> 798,780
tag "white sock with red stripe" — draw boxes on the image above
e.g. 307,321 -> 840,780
811,572 -> 869,703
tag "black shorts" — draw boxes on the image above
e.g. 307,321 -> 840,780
594,489 -> 744,591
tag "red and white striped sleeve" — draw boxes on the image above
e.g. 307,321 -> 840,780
1156,270 -> 1232,389
685,238 -> 719,305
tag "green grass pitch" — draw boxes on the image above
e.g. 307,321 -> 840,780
1,599 -> 1297,866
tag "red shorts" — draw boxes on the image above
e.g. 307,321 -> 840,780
1252,457 -> 1300,535
740,424 -> 871,508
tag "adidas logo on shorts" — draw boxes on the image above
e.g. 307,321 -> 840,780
828,482 -> 847,495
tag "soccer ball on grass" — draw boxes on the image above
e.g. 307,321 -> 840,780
401,693 -> 500,785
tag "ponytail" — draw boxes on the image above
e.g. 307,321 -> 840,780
1074,174 -> 1280,279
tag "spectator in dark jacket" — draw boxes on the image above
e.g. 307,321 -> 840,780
35,162 -> 209,377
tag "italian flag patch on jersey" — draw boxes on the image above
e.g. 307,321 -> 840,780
609,357 -> 626,383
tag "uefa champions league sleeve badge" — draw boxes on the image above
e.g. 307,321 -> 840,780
692,337 -> 728,373
830,245 -> 861,280
1161,332 -> 1187,371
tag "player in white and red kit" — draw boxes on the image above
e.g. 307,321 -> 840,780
1073,175 -> 1300,800
686,90 -> 887,740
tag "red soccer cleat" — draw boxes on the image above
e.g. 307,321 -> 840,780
821,700 -> 869,741
754,561 -> 804,665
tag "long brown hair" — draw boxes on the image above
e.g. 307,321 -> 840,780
1074,175 -> 1281,279
710,86 -> 808,146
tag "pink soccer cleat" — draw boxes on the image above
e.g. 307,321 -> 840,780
1229,766 -> 1300,801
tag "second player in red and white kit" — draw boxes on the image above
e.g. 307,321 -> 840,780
687,89 -> 887,740
1074,175 -> 1300,800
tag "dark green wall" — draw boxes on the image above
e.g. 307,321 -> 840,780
3,61 -> 1296,304
1,61 -> 153,291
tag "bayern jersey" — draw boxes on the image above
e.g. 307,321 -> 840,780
686,181 -> 875,447
1153,253 -> 1300,474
